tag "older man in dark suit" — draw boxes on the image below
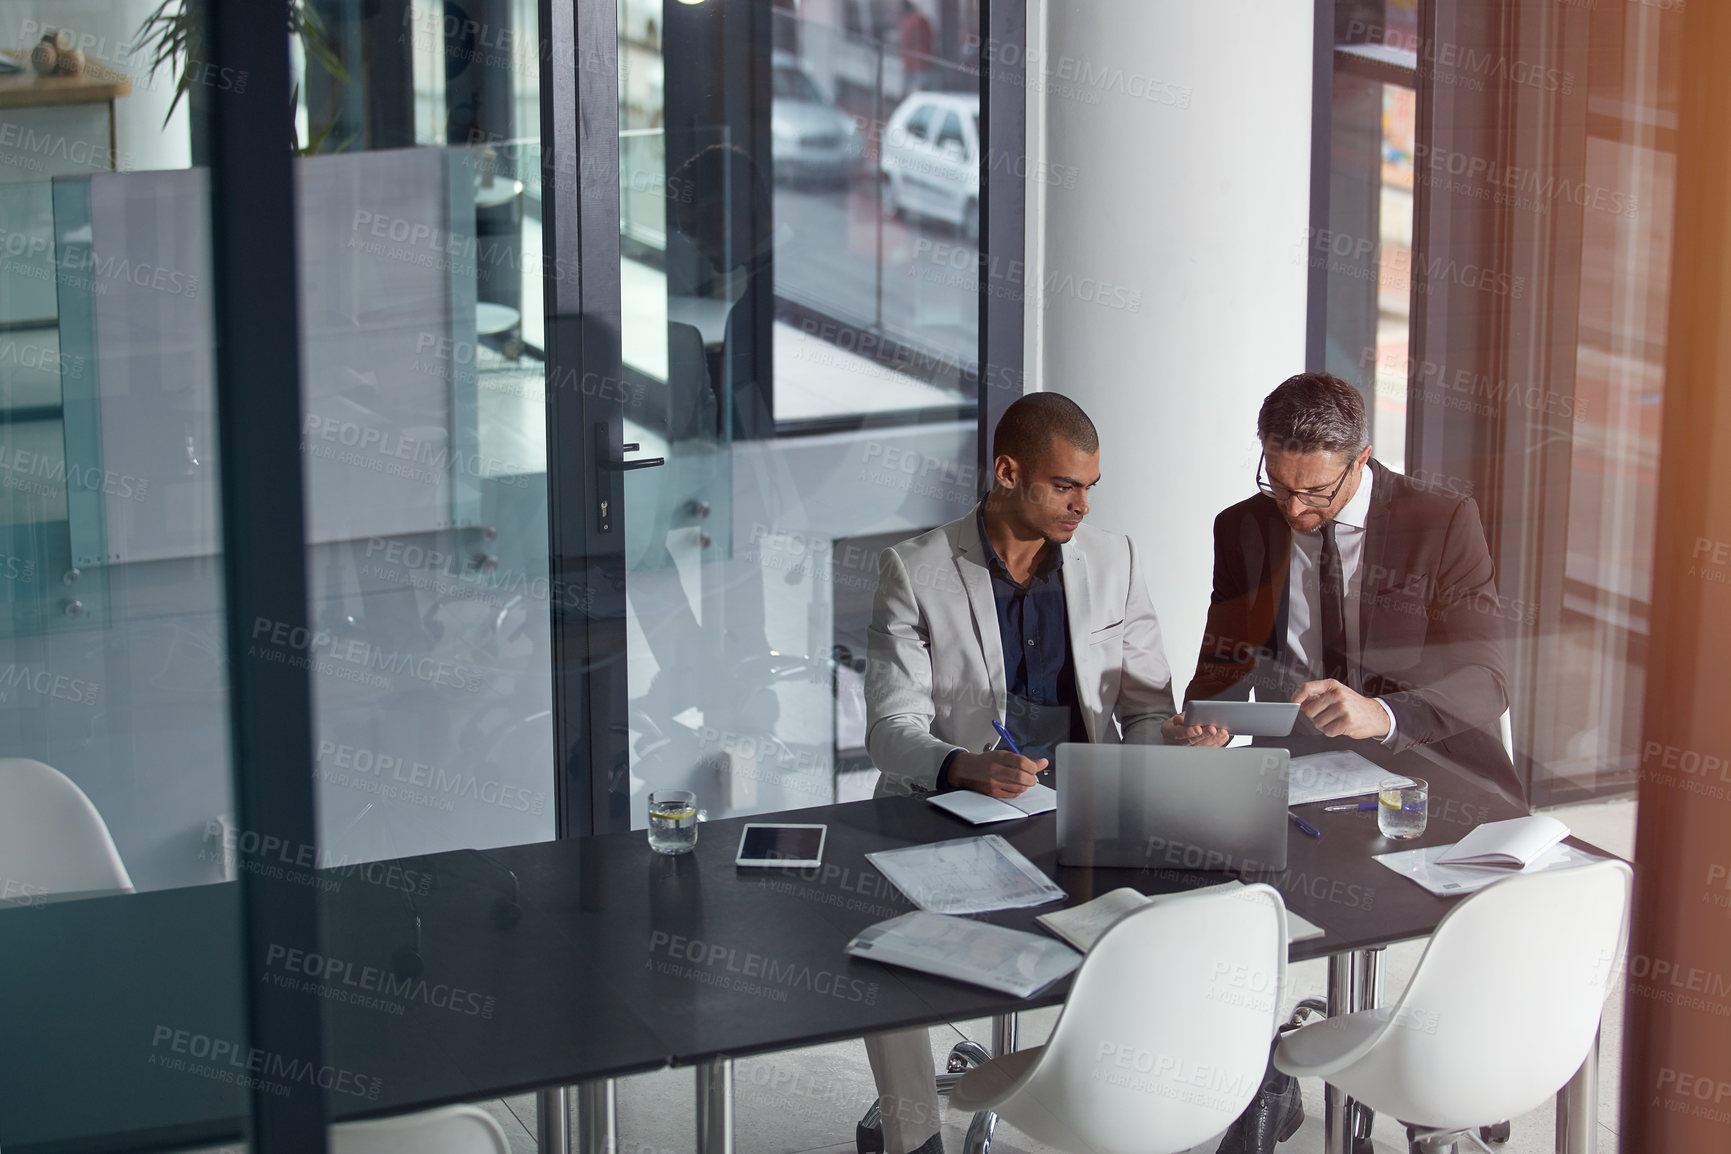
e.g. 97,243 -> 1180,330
1166,371 -> 1520,803
1168,371 -> 1521,1154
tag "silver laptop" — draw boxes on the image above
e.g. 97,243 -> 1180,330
1055,743 -> 1289,872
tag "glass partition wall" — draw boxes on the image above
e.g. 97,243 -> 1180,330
0,0 -> 996,1147
0,0 -> 256,1147
0,0 -> 561,1147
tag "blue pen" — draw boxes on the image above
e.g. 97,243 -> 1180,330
1289,812 -> 1322,838
1323,802 -> 1379,812
990,719 -> 1023,756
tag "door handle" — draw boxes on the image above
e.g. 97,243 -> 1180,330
596,427 -> 665,471
594,424 -> 665,534
600,456 -> 666,471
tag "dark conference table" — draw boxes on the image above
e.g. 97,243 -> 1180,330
0,761 -> 1607,1154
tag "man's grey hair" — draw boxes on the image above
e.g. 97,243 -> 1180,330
1256,372 -> 1369,456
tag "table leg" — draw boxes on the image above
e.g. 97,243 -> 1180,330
1352,948 -> 1384,1147
696,1058 -> 735,1154
1325,954 -> 1354,1154
958,1009 -> 1016,1153
577,1079 -> 617,1154
1555,1028 -> 1600,1154
538,1086 -> 572,1154
1324,949 -> 1385,1154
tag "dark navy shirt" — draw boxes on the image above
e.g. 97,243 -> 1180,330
940,507 -> 1087,786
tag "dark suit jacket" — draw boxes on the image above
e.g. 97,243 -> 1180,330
1184,460 -> 1523,802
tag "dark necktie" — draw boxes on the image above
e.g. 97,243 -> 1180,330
1319,522 -> 1349,683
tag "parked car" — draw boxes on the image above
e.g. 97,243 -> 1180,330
878,90 -> 980,240
771,52 -> 863,185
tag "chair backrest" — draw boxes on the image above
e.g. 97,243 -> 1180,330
0,758 -> 133,899
996,883 -> 1287,1154
1358,858 -> 1632,1128
331,1104 -> 510,1154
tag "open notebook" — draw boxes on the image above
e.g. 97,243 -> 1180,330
1035,882 -> 1325,952
926,784 -> 1057,824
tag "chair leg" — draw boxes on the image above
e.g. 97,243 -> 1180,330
1289,997 -> 1329,1028
948,1039 -> 991,1072
963,1110 -> 997,1154
1405,1123 -> 1473,1154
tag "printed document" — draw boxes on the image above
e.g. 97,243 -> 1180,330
867,834 -> 1066,914
1287,750 -> 1413,806
847,910 -> 1082,997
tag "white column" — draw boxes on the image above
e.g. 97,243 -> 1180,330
1030,0 -> 1313,687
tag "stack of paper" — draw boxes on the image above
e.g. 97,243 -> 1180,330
867,834 -> 1065,914
1035,883 -> 1326,953
847,911 -> 1082,997
926,784 -> 1057,824
1287,750 -> 1414,806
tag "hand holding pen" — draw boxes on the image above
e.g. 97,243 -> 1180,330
948,721 -> 1047,798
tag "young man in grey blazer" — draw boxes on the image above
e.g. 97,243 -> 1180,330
859,393 -> 1179,1154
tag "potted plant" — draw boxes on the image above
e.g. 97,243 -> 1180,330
135,0 -> 349,154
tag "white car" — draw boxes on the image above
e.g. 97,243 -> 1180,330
879,91 -> 981,241
771,52 -> 863,186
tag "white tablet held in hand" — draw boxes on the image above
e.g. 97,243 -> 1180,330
734,823 -> 828,868
1184,700 -> 1301,737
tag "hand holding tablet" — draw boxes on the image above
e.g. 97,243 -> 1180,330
1182,700 -> 1301,738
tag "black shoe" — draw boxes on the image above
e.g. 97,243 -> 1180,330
1216,1068 -> 1303,1154
855,1117 -> 944,1154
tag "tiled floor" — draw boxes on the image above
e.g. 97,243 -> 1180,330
192,795 -> 1636,1153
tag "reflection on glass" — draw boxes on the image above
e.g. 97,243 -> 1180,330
619,0 -> 983,830
1375,82 -> 1414,471
772,6 -> 978,423
0,4 -> 558,874
0,4 -> 225,894
1547,142 -> 1673,791
0,3 -> 255,1149
296,1 -> 556,867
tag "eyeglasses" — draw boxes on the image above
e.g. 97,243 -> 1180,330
1256,451 -> 1354,509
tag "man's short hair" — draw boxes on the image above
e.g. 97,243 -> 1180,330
992,393 -> 1099,470
1257,372 -> 1369,456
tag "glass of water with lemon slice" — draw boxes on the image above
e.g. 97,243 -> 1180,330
1377,777 -> 1429,840
648,790 -> 699,854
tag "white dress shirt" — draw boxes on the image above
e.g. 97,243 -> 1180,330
1284,465 -> 1398,743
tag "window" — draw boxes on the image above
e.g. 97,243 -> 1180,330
936,110 -> 964,151
905,102 -> 935,141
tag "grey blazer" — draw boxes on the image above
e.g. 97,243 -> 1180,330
865,508 -> 1178,795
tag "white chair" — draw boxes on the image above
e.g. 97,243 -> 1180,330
0,757 -> 133,897
949,883 -> 1288,1154
332,1103 -> 510,1153
1275,858 -> 1632,1153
